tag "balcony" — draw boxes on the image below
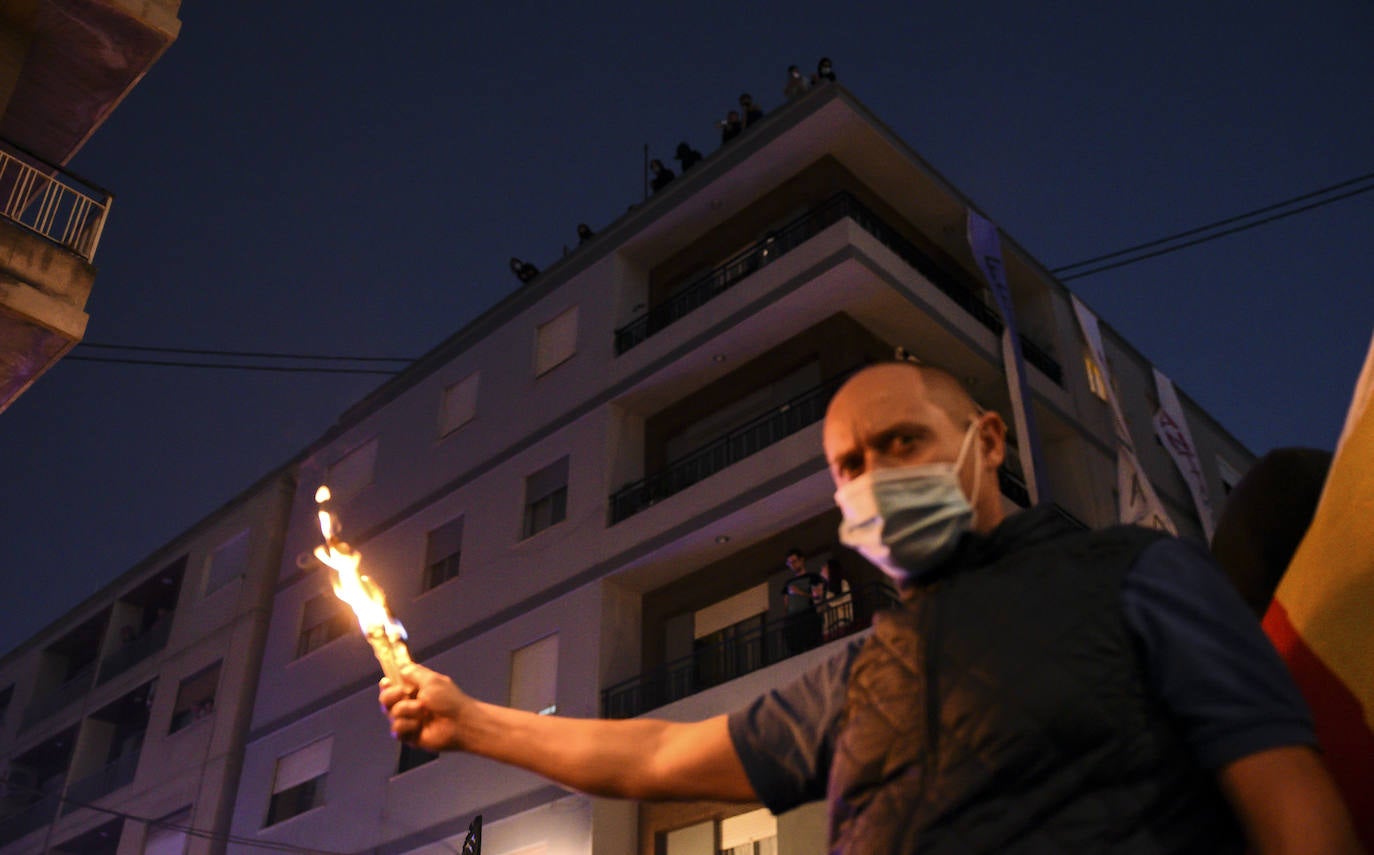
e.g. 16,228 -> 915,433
96,616 -> 172,686
602,582 -> 899,719
63,748 -> 140,810
611,372 -> 850,523
20,662 -> 96,730
613,191 -> 1062,385
0,140 -> 111,263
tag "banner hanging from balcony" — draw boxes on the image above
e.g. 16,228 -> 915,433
1070,295 -> 1175,533
967,210 -> 1048,505
1152,369 -> 1215,540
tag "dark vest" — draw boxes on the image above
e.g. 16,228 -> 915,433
827,514 -> 1242,854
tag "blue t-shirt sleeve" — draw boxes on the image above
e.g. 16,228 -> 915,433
727,641 -> 860,814
1122,537 -> 1314,769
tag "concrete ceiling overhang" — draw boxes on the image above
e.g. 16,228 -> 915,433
1,0 -> 180,166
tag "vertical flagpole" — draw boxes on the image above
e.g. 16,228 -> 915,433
967,210 -> 1050,505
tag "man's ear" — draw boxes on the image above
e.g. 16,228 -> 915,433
978,411 -> 1007,471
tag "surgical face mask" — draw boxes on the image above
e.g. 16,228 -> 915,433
834,421 -> 983,583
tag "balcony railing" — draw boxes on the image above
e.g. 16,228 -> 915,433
610,372 -> 852,524
0,140 -> 112,262
20,662 -> 96,730
602,582 -> 899,720
96,616 -> 173,686
612,191 -> 1062,385
0,791 -> 61,846
63,747 -> 141,810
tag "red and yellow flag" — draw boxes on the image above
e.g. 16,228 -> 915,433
1263,331 -> 1374,846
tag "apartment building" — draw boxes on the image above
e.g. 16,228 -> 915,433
0,0 -> 180,413
0,468 -> 292,854
228,83 -> 1253,855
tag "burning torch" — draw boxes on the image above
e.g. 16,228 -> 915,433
313,486 -> 413,685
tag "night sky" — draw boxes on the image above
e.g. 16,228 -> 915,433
2,1 -> 1371,656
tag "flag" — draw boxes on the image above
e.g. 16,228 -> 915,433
1152,369 -> 1215,540
967,210 -> 1049,504
1070,296 -> 1175,532
1263,331 -> 1374,847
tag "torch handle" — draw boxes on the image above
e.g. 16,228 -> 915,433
366,630 -> 412,686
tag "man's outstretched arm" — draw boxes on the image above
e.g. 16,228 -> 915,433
380,663 -> 757,803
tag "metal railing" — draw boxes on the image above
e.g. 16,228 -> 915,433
20,662 -> 96,730
0,140 -> 112,262
63,748 -> 140,810
610,372 -> 852,524
96,616 -> 172,686
602,581 -> 899,719
613,191 -> 1062,385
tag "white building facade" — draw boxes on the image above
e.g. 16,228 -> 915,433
222,83 -> 1250,855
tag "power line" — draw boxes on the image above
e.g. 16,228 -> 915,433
77,341 -> 415,363
1051,170 -> 1374,279
64,354 -> 402,376
1056,181 -> 1374,282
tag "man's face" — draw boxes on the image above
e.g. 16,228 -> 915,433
786,553 -> 805,573
823,364 -> 971,489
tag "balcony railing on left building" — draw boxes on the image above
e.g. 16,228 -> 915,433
0,140 -> 112,262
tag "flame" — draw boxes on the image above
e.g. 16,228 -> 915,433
312,486 -> 408,648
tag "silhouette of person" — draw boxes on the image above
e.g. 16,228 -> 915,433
576,223 -> 595,244
717,110 -> 743,144
813,56 -> 837,84
649,159 -> 675,193
674,141 -> 703,173
509,257 -> 538,283
784,65 -> 811,100
739,93 -> 764,127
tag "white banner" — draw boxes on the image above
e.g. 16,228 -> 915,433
968,210 -> 1047,505
1071,295 -> 1174,532
1152,369 -> 1214,541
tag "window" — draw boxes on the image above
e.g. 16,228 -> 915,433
510,634 -> 558,715
169,662 -> 221,733
534,306 -> 578,376
143,807 -> 191,855
720,808 -> 778,855
522,457 -> 568,539
326,438 -> 378,501
439,372 -> 479,436
665,820 -> 714,855
204,528 -> 250,594
423,516 -> 464,590
266,738 -> 331,826
296,594 -> 351,658
1083,349 -> 1109,401
396,742 -> 438,774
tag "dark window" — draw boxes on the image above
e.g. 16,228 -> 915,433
423,517 -> 464,590
169,661 -> 221,733
296,594 -> 351,658
522,457 -> 569,539
265,777 -> 323,826
396,743 -> 438,774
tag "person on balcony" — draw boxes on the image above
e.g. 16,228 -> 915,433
716,110 -> 743,145
674,141 -> 703,173
780,548 -> 825,654
783,65 -> 811,100
739,93 -> 764,127
380,361 -> 1359,854
649,159 -> 675,193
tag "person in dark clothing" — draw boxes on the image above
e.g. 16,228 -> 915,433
739,93 -> 764,127
783,64 -> 810,100
380,362 -> 1359,854
780,548 -> 824,654
576,223 -> 595,245
716,110 -> 743,144
509,257 -> 538,283
674,141 -> 702,173
812,56 -> 836,84
1210,447 -> 1333,617
649,159 -> 675,193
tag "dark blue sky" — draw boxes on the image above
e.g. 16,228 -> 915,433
2,1 -> 1371,655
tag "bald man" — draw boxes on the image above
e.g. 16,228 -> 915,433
381,363 -> 1358,853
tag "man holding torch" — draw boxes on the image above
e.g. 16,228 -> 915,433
380,362 -> 1361,853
